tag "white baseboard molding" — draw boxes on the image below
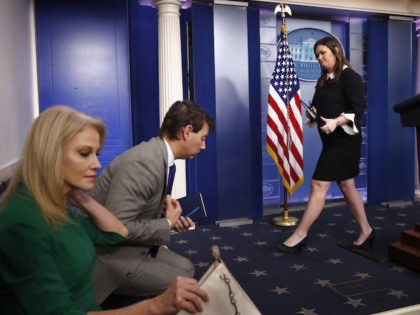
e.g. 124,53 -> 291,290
216,218 -> 253,227
380,200 -> 414,208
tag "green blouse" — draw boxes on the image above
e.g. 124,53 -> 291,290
0,183 -> 126,315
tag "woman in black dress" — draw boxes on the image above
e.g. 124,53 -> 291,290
279,36 -> 374,253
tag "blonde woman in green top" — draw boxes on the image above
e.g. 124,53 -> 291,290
0,105 -> 208,315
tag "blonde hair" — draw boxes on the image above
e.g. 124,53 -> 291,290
0,105 -> 106,228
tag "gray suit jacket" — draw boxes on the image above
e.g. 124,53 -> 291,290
90,137 -> 172,300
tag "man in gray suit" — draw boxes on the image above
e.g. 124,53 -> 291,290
90,100 -> 214,304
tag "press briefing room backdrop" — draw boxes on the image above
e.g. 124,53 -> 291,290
0,0 -> 419,225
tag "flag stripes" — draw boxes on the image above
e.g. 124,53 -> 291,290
266,26 -> 304,196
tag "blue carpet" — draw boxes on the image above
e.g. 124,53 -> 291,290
167,201 -> 420,315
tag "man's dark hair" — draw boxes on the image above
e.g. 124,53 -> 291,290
158,100 -> 214,140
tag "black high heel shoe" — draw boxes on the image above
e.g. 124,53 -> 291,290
352,229 -> 376,249
278,236 -> 308,253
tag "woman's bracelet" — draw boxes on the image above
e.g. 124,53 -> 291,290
335,117 -> 340,127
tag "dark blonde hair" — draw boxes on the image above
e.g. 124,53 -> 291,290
314,36 -> 351,88
0,105 -> 106,228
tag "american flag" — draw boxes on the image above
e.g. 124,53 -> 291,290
266,24 -> 303,196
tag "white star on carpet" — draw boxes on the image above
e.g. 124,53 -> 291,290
345,297 -> 366,308
250,270 -> 267,277
185,249 -> 198,255
305,246 -> 318,253
254,241 -> 267,246
209,236 -> 221,240
290,264 -> 306,271
391,266 -> 407,273
387,289 -> 408,299
272,251 -> 285,257
314,279 -> 332,287
354,272 -> 372,279
234,256 -> 249,263
297,307 -> 318,314
271,286 -> 290,295
176,239 -> 188,244
241,232 -> 253,237
345,229 -> 357,235
317,233 -> 328,238
195,261 -> 210,268
220,245 -> 234,250
326,258 -> 343,264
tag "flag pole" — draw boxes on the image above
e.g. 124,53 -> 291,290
273,187 -> 298,226
272,3 -> 299,227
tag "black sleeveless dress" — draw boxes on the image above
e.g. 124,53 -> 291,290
311,68 -> 366,182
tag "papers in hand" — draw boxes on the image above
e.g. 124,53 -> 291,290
301,100 -> 325,126
177,192 -> 207,222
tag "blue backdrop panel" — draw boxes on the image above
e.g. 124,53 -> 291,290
247,7 -> 263,220
180,10 -> 191,102
386,19 -> 415,201
189,2 -> 217,224
367,17 -> 388,205
367,17 -> 415,204
213,5 -> 254,221
181,8 -> 201,197
35,0 -> 132,168
128,1 -> 160,145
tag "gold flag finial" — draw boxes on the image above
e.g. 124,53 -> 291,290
274,3 -> 292,36
274,3 -> 292,18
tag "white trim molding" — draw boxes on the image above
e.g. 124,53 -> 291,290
251,0 -> 420,17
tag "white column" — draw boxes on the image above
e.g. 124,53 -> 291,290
153,0 -> 186,198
